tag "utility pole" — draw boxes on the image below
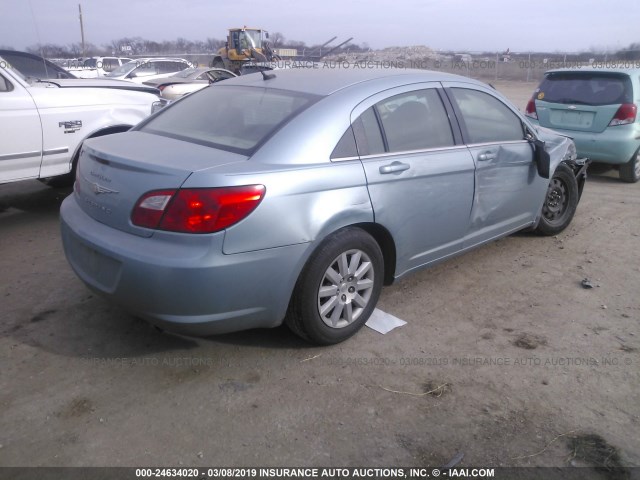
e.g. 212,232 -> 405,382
78,4 -> 86,58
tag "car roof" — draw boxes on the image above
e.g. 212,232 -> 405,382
133,57 -> 190,62
222,67 -> 486,96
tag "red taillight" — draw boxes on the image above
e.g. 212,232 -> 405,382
131,185 -> 265,233
609,103 -> 637,126
157,85 -> 166,92
525,99 -> 537,119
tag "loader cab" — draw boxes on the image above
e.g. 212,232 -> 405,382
229,28 -> 267,54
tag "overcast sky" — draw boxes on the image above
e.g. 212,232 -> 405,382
1,0 -> 637,53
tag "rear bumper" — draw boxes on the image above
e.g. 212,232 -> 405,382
60,195 -> 311,336
531,120 -> 640,165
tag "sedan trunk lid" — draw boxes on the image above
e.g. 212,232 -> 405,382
74,131 -> 248,237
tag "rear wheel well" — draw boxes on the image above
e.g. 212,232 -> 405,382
41,125 -> 132,188
354,223 -> 397,285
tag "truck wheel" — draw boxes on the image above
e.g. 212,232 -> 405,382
286,228 -> 383,345
619,148 -> 640,183
210,59 -> 226,69
534,163 -> 579,236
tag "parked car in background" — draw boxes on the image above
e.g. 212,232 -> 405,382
60,69 -> 588,345
0,49 -> 76,79
526,68 -> 640,182
65,56 -> 132,78
239,62 -> 276,76
105,57 -> 192,84
0,50 -> 165,186
143,67 -> 236,100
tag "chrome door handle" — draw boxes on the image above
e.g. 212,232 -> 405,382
379,161 -> 410,174
478,152 -> 497,161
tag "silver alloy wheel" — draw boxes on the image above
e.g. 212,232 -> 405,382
634,151 -> 640,179
317,249 -> 375,329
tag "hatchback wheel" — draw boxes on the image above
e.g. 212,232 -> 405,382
535,163 -> 579,236
619,148 -> 640,183
286,227 -> 383,345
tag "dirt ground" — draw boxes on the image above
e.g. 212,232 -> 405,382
1,82 -> 639,475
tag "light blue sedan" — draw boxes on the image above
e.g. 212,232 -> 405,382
526,67 -> 640,182
60,69 -> 588,344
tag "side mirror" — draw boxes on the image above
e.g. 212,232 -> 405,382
533,138 -> 551,179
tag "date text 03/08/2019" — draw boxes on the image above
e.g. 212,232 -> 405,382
134,467 -> 497,478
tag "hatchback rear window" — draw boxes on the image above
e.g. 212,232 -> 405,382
140,86 -> 319,155
537,72 -> 632,106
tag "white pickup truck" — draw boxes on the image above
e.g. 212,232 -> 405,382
0,50 -> 165,186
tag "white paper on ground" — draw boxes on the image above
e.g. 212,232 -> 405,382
365,308 -> 407,334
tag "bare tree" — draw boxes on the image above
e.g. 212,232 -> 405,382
27,43 -> 70,58
270,32 -> 285,48
206,37 -> 225,52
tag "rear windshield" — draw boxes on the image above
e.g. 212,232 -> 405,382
140,85 -> 319,155
537,72 -> 632,106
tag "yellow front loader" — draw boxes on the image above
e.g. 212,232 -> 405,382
210,27 -> 279,73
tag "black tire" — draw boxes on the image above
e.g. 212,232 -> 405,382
534,162 -> 579,236
286,227 -> 384,345
619,148 -> 640,183
210,59 -> 226,69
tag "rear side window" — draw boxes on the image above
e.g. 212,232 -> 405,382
141,85 -> 319,155
375,89 -> 454,152
352,107 -> 385,156
134,61 -> 158,76
160,61 -> 189,74
537,72 -> 632,106
331,128 -> 358,159
450,88 -> 524,144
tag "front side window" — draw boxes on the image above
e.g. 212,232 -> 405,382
105,61 -> 136,77
375,89 -> 454,152
140,85 -> 318,155
450,88 -> 524,144
101,58 -> 118,72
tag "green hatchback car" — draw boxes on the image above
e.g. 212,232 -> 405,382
525,68 -> 640,182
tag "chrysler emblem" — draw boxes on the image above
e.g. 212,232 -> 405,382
92,182 -> 119,195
